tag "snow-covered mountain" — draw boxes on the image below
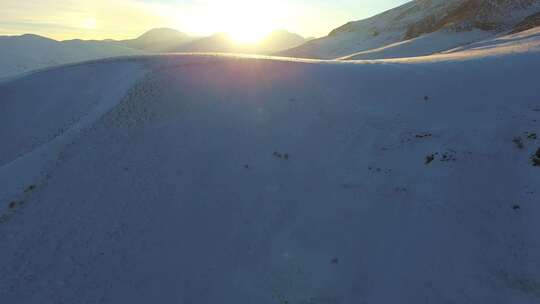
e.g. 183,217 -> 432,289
0,34 -> 141,79
0,29 -> 307,79
175,32 -> 239,53
0,27 -> 539,303
258,30 -> 308,53
280,0 -> 540,59
118,28 -> 194,53
175,30 -> 308,54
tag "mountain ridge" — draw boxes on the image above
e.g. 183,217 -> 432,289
0,28 -> 307,78
174,30 -> 308,54
118,28 -> 194,52
279,0 -> 540,59
0,34 -> 141,79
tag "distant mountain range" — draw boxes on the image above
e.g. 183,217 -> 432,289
0,28 -> 309,78
2,0 -> 540,79
0,34 -> 141,79
280,0 -> 540,59
117,28 -> 195,53
173,30 -> 307,54
121,28 -> 308,54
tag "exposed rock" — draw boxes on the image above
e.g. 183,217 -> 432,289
510,11 -> 540,34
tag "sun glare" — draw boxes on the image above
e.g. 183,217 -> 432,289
228,25 -> 272,44
211,0 -> 284,44
82,18 -> 97,30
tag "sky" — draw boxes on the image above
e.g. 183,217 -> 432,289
0,0 -> 409,41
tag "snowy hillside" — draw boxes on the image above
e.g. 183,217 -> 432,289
342,25 -> 540,60
339,29 -> 488,60
0,34 -> 141,79
442,26 -> 540,57
0,27 -> 539,303
280,0 -> 540,59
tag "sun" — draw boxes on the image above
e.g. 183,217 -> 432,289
210,0 -> 281,44
227,24 -> 272,44
223,13 -> 274,44
81,18 -> 97,30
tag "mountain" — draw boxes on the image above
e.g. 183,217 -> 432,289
280,0 -> 540,59
258,29 -> 307,53
118,28 -> 194,52
175,30 -> 308,54
1,29 -> 539,303
176,32 -> 240,53
0,34 -> 141,79
0,29 -> 306,79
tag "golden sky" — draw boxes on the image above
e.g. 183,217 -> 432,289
0,0 -> 408,40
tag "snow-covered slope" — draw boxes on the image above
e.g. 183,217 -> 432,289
0,34 -> 141,79
0,34 -> 540,303
387,25 -> 540,62
339,28 -> 488,60
443,25 -> 540,56
343,25 -> 540,60
280,0 -> 540,59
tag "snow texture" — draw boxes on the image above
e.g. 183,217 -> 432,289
0,26 -> 540,304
